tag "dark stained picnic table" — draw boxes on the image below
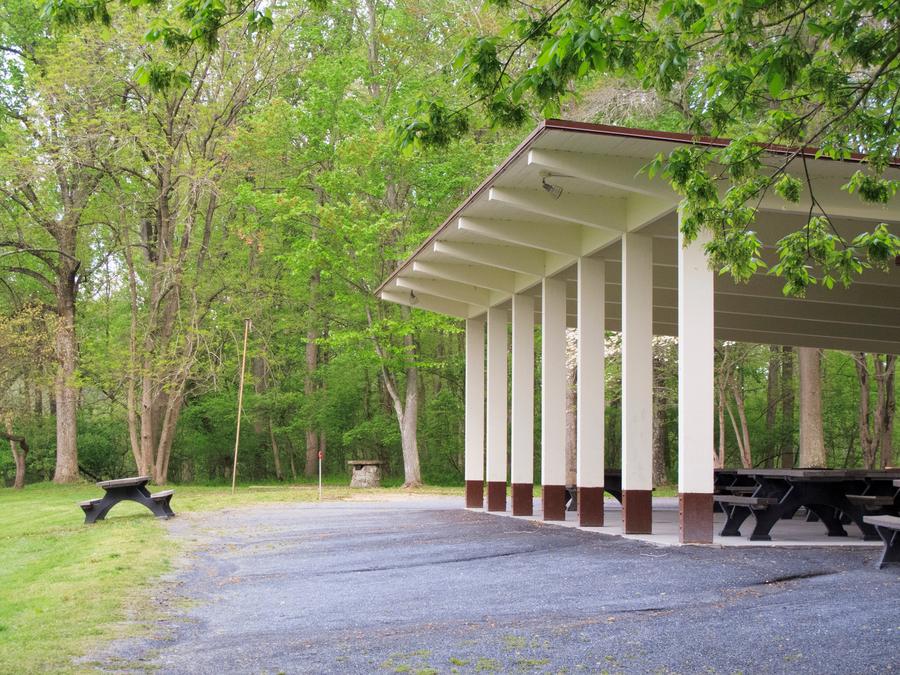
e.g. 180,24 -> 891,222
715,468 -> 900,541
79,476 -> 175,524
565,470 -> 622,511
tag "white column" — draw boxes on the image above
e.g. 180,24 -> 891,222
486,306 -> 508,510
678,226 -> 715,543
464,317 -> 485,507
577,257 -> 606,526
621,232 -> 654,533
541,277 -> 567,519
511,294 -> 534,515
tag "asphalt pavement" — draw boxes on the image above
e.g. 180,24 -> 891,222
91,497 -> 899,674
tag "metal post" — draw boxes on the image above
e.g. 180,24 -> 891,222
231,319 -> 251,495
318,449 -> 323,500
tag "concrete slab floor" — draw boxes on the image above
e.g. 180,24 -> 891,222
477,497 -> 885,548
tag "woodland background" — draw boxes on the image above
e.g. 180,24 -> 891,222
1,0 -> 896,489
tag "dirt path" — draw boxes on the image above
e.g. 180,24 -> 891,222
90,498 -> 898,674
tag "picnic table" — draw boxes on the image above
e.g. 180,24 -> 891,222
79,476 -> 175,524
565,470 -> 623,511
714,469 -> 900,541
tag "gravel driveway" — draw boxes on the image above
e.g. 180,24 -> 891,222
92,497 -> 898,674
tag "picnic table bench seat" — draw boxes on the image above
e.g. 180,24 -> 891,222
863,515 -> 900,569
713,494 -> 779,507
845,494 -> 896,508
718,485 -> 756,495
80,476 -> 175,524
79,498 -> 103,512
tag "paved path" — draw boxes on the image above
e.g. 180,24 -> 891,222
94,497 -> 898,674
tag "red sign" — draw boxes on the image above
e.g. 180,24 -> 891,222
318,451 -> 324,460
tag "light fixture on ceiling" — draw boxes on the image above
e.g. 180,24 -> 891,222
409,290 -> 419,306
541,175 -> 563,199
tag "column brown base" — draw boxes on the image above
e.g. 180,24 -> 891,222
512,483 -> 533,516
542,484 -> 566,520
486,481 -> 506,512
465,480 -> 483,508
622,489 -> 652,534
578,487 -> 604,526
680,492 -> 714,544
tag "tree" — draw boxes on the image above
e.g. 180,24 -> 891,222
853,353 -> 897,469
798,346 -> 826,467
765,345 -> 780,467
780,346 -> 795,468
0,14 -> 116,482
399,0 -> 899,296
229,0 -> 513,487
0,303 -> 56,488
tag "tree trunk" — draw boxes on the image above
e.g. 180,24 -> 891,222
765,345 -> 780,467
854,353 -> 877,469
2,418 -> 29,489
715,354 -> 728,469
876,355 -> 896,468
124,225 -> 142,472
287,437 -> 297,480
565,347 -> 577,487
153,391 -> 184,484
780,346 -> 794,468
52,268 -> 79,483
798,347 -> 826,467
399,368 -> 422,487
652,375 -> 669,486
252,356 -> 283,480
368,305 -> 422,487
269,423 -> 283,481
303,329 -> 319,477
139,372 -> 155,476
728,379 -> 752,468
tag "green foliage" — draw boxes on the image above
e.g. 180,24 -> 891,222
398,0 -> 899,295
2,0 -> 896,491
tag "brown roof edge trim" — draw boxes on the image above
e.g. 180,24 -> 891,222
543,118 -> 899,167
375,120 -> 552,296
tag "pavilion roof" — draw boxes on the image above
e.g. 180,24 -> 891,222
378,120 -> 900,355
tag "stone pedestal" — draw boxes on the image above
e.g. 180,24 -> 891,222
348,461 -> 383,488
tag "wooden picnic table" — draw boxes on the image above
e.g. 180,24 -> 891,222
714,468 -> 900,541
79,476 -> 175,524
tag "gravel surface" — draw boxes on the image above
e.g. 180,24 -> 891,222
92,498 -> 899,674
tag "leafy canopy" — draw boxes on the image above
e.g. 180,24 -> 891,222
41,0 -> 900,295
398,0 -> 900,296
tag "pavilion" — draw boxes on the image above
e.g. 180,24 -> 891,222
377,120 -> 900,543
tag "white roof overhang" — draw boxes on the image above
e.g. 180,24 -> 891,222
378,120 -> 900,354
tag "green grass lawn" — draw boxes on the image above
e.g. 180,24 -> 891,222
0,481 -> 463,673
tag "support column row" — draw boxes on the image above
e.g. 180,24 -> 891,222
486,307 -> 508,512
541,277 -> 568,520
464,317 -> 485,508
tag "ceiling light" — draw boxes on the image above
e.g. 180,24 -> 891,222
541,176 -> 563,199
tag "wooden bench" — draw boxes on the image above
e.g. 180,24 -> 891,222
713,495 -> 779,507
863,515 -> 900,569
715,495 -> 779,538
720,485 -> 756,495
79,476 -> 175,524
79,498 -> 103,514
846,494 -> 896,508
151,489 -> 175,512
